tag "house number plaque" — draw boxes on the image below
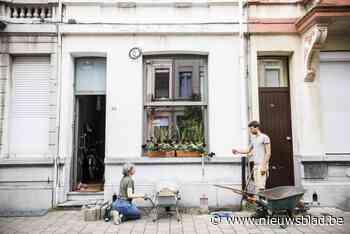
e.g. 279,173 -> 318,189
129,47 -> 142,60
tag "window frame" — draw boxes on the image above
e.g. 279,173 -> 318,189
144,56 -> 207,106
142,55 -> 209,156
258,58 -> 288,88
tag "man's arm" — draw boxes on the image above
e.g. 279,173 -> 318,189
261,143 -> 271,174
127,187 -> 145,199
232,145 -> 254,155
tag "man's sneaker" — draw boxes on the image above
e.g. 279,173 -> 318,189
111,210 -> 122,225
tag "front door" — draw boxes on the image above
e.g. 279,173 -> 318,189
258,58 -> 294,188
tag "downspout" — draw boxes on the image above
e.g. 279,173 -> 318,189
53,0 -> 63,207
239,0 -> 249,193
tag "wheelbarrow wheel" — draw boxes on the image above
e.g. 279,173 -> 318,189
151,207 -> 158,222
279,215 -> 288,229
280,223 -> 288,229
287,209 -> 294,217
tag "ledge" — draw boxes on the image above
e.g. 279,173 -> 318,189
61,0 -> 239,7
0,157 -> 54,167
59,23 -> 241,35
105,156 -> 242,165
2,23 -> 58,35
296,154 -> 350,163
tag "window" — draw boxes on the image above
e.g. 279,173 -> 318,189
9,56 -> 50,155
258,58 -> 288,88
143,55 -> 208,157
75,57 -> 106,95
154,68 -> 170,99
179,71 -> 192,98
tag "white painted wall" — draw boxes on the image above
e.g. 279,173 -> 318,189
249,4 -> 304,19
58,33 -> 245,203
63,3 -> 240,24
60,34 -> 243,160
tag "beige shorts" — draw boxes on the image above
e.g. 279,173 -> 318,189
253,164 -> 269,191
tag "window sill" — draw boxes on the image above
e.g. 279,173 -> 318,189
0,157 -> 54,167
145,101 -> 207,106
104,157 -> 241,165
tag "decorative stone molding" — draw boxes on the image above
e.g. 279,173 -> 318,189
303,24 -> 328,82
302,0 -> 321,10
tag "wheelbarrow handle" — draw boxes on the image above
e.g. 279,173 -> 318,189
144,196 -> 156,208
213,184 -> 260,203
213,184 -> 255,196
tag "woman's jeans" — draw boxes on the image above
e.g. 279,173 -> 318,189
112,199 -> 141,221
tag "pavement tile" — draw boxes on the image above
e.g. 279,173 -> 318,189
0,207 -> 348,234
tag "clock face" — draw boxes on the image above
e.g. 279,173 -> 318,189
129,47 -> 142,59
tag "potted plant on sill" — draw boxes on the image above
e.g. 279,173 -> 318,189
143,126 -> 176,157
176,112 -> 206,157
158,142 -> 176,157
175,142 -> 206,157
143,140 -> 162,157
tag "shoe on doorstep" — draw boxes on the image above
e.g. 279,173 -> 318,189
111,210 -> 122,225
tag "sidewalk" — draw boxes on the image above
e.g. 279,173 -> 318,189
0,207 -> 349,234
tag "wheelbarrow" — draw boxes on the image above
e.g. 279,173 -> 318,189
214,185 -> 306,228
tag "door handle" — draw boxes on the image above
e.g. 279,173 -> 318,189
286,136 -> 292,141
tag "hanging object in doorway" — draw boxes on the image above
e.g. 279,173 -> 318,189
96,96 -> 101,111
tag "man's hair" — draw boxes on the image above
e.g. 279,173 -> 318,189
248,120 -> 261,128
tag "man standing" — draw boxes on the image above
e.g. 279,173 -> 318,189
232,120 -> 272,192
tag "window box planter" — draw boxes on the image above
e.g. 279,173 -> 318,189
145,151 -> 175,157
176,150 -> 202,157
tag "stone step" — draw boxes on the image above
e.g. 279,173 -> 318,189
57,192 -> 105,209
67,191 -> 104,201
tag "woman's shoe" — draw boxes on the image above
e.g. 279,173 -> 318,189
111,210 -> 122,225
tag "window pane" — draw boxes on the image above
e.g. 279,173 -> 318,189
179,71 -> 193,98
75,58 -> 106,94
258,59 -> 288,88
265,68 -> 280,87
154,68 -> 170,99
144,106 -> 206,156
174,61 -> 202,101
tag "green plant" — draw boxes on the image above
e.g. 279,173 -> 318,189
153,127 -> 171,144
145,141 -> 157,152
174,143 -> 188,151
179,119 -> 204,144
159,143 -> 174,152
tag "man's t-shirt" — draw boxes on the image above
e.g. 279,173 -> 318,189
249,133 -> 271,166
119,176 -> 134,202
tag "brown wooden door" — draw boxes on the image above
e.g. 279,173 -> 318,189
259,87 -> 294,188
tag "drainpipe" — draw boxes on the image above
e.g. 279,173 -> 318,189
239,0 -> 249,192
53,0 -> 63,207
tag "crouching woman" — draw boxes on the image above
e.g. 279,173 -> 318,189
111,163 -> 145,223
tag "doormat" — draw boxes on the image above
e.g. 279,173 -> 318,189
75,183 -> 103,192
0,209 -> 48,217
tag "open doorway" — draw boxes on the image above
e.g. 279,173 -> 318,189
72,57 -> 107,192
73,95 -> 106,191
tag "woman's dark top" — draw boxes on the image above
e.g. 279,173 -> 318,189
119,175 -> 134,202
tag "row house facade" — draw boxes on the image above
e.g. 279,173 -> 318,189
0,0 -> 349,212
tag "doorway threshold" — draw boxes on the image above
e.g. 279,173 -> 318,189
57,191 -> 104,209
